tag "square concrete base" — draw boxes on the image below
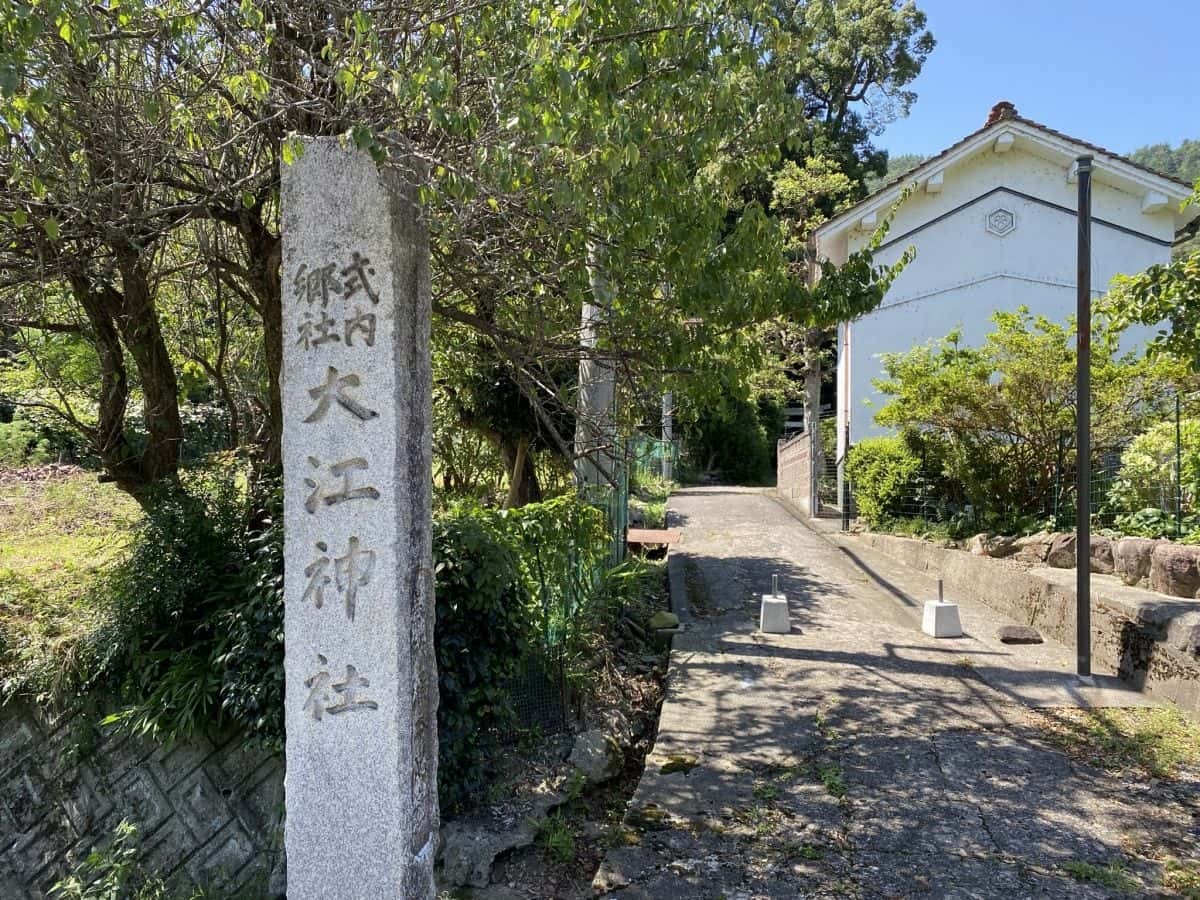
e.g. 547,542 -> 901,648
760,594 -> 791,634
922,601 -> 963,638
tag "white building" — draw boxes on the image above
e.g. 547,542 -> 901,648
813,102 -> 1199,466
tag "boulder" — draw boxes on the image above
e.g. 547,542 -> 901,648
1088,536 -> 1115,575
1046,533 -> 1077,568
1113,538 -> 1156,586
1013,531 -> 1054,563
440,790 -> 565,887
968,533 -> 1019,558
568,729 -> 624,785
997,625 -> 1043,645
1150,543 -> 1200,598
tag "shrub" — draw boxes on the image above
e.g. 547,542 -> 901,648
1108,418 -> 1200,518
86,464 -> 276,744
845,435 -> 921,526
433,508 -> 532,811
0,414 -> 51,466
498,494 -> 610,648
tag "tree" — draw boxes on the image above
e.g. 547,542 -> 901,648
1129,139 -> 1200,186
872,308 -> 1185,522
1098,189 -> 1200,368
865,151 -> 928,192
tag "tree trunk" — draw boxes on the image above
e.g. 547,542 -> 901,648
114,251 -> 184,486
239,206 -> 284,467
501,436 -> 541,508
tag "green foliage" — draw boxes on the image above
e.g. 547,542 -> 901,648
0,413 -> 51,466
498,494 -> 610,648
1108,419 -> 1200,518
534,811 -> 576,865
872,308 -> 1182,525
845,435 -> 921,525
684,392 -> 784,484
87,463 -> 281,745
1129,140 -> 1200,187
1060,860 -> 1141,894
50,820 -> 172,900
865,152 -> 929,192
1101,249 -> 1200,369
433,508 -> 532,812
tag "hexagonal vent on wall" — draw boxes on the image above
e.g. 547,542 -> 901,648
986,207 -> 1016,236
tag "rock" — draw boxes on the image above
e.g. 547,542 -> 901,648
1114,538 -> 1156,586
1046,533 -> 1077,568
1014,531 -> 1054,563
439,791 -> 564,887
647,611 -> 679,630
568,730 -> 624,785
628,503 -> 646,527
967,534 -> 1017,557
997,625 -> 1043,644
1150,543 -> 1200,598
1089,536 -> 1115,575
596,707 -> 633,748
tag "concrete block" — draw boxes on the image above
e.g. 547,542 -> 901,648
759,594 -> 791,634
922,601 -> 962,638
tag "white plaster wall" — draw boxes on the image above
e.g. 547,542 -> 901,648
838,145 -> 1172,443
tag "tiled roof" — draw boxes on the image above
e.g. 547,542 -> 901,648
819,106 -> 1195,237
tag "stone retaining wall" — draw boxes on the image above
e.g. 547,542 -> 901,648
854,532 -> 1200,714
0,701 -> 284,898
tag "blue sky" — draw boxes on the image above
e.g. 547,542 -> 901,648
877,0 -> 1200,159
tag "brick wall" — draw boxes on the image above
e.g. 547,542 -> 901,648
0,700 -> 284,898
777,431 -> 816,516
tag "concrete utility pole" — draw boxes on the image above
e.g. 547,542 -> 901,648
661,391 -> 673,482
1075,154 -> 1093,678
575,241 -> 615,487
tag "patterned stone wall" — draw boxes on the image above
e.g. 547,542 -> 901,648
0,700 -> 284,898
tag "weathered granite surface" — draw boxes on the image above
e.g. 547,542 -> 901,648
281,138 -> 438,898
0,700 -> 282,898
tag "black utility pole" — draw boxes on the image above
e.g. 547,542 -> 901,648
1076,155 -> 1093,678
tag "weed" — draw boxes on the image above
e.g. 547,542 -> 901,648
752,781 -> 778,802
661,753 -> 699,774
1163,859 -> 1200,897
818,763 -> 846,799
534,811 -> 576,864
565,769 -> 587,801
1061,860 -> 1141,893
1036,706 -> 1200,779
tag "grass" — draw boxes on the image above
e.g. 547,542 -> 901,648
1035,706 -> 1200,780
1163,859 -> 1200,897
534,811 -> 576,864
1061,860 -> 1141,893
0,468 -> 140,692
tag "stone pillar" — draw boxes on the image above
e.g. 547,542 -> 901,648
281,138 -> 438,900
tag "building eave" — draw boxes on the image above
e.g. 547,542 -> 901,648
815,117 -> 1198,246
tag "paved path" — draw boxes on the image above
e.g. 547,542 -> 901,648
595,487 -> 1199,899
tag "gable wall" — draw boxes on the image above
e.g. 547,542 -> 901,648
839,145 -> 1172,442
